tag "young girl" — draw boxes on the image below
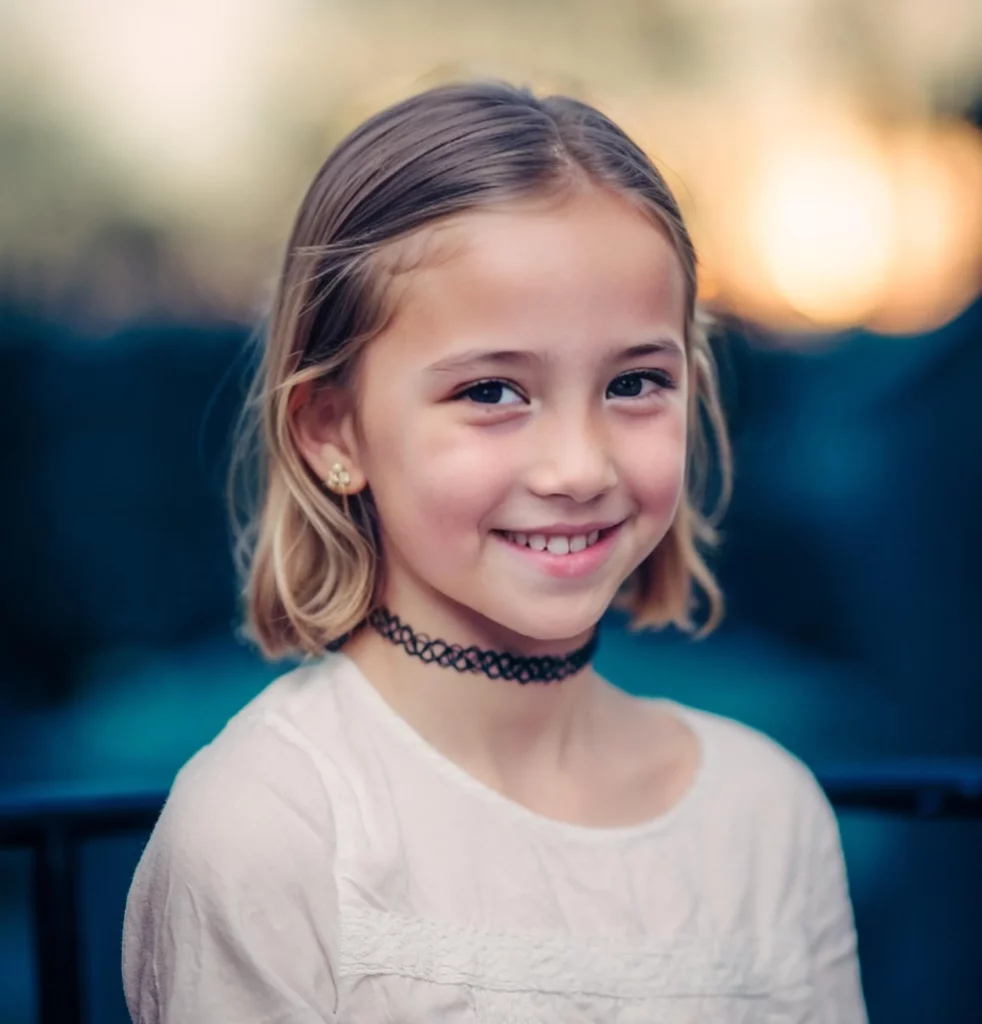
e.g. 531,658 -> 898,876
122,81 -> 867,1023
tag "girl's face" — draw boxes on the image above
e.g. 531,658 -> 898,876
342,187 -> 688,648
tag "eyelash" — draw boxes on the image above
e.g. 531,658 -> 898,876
453,370 -> 677,406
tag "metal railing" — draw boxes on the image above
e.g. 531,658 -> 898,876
1,788 -> 165,1024
2,762 -> 982,1024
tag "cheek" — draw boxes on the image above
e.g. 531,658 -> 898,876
623,410 -> 689,513
365,412 -> 510,550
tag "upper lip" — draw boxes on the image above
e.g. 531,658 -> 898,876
497,520 -> 624,536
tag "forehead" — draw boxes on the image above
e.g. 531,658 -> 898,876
368,187 -> 688,367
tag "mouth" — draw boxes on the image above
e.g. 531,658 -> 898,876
492,524 -> 619,556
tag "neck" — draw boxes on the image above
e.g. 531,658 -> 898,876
339,601 -> 610,788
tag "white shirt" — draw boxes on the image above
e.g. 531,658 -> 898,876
122,651 -> 868,1023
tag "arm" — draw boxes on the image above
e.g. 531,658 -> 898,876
804,774 -> 868,1024
122,721 -> 341,1024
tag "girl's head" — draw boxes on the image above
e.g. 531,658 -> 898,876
234,81 -> 731,659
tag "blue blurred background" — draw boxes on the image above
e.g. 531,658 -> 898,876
1,2 -> 981,1022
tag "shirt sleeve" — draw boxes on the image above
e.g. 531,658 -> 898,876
121,715 -> 341,1024
802,770 -> 869,1024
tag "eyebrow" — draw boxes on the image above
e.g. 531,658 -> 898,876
426,338 -> 685,374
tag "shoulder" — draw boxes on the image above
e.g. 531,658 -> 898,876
673,701 -> 834,828
123,666 -> 345,1022
148,662 -> 344,883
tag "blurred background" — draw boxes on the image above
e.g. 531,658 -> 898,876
1,1 -> 981,1022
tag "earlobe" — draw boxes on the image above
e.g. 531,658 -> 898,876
290,380 -> 368,494
325,461 -> 352,493
321,453 -> 367,498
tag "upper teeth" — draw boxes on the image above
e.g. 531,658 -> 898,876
505,530 -> 602,554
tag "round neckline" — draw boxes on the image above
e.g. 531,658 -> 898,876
329,650 -> 714,844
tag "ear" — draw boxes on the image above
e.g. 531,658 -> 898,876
290,380 -> 367,493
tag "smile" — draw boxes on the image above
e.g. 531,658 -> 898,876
491,522 -> 625,579
497,528 -> 608,555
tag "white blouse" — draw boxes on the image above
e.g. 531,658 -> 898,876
122,652 -> 868,1023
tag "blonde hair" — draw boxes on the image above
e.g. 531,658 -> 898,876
230,81 -> 732,660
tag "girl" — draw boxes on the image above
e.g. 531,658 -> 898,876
122,81 -> 867,1023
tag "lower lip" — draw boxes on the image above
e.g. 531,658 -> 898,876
494,524 -> 624,579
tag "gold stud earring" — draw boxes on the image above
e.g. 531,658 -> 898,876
326,461 -> 351,493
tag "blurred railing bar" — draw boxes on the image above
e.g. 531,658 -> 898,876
1,763 -> 981,1024
818,762 -> 982,818
34,819 -> 82,1024
0,788 -> 165,843
0,789 -> 164,1024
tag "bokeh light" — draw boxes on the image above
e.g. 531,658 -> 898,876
2,1 -> 982,335
753,136 -> 894,327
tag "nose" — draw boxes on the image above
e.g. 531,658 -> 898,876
525,409 -> 618,503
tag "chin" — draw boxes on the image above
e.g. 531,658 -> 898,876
477,597 -> 607,648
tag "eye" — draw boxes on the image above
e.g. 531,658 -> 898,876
607,369 -> 676,400
455,379 -> 526,406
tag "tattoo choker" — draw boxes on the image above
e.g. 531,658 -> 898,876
331,606 -> 598,684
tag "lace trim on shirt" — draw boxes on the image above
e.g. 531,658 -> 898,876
470,988 -> 810,1024
338,906 -> 810,999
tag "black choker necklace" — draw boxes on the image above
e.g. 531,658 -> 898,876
338,607 -> 597,684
